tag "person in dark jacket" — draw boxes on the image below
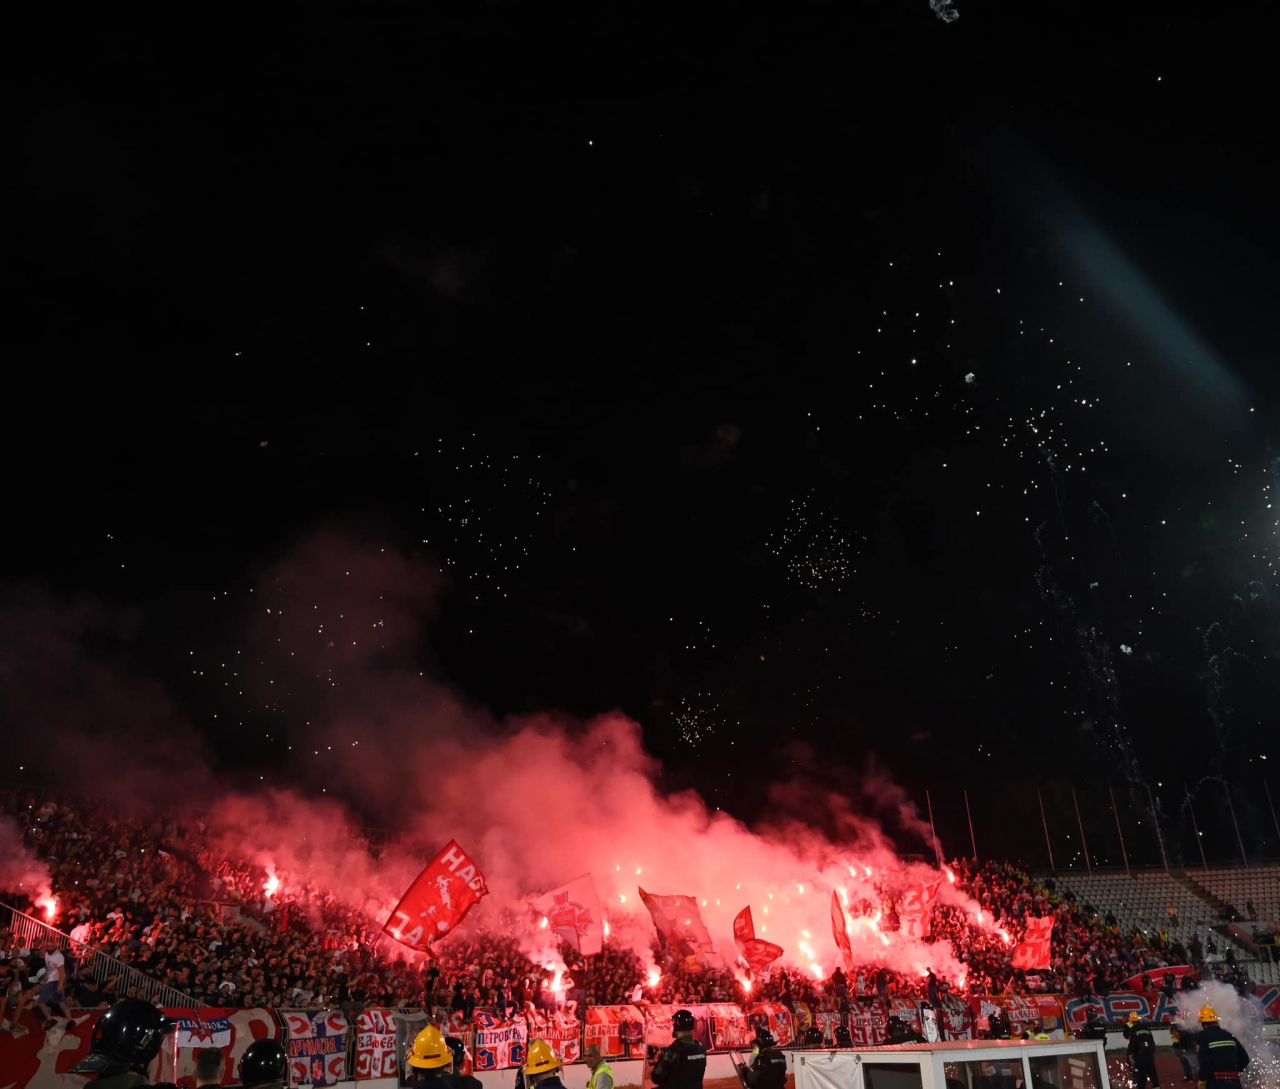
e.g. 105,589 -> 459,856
884,1016 -> 926,1045
69,998 -> 176,1089
238,1040 -> 289,1089
1196,1005 -> 1249,1088
651,1010 -> 707,1089
738,1027 -> 786,1089
1124,1012 -> 1160,1089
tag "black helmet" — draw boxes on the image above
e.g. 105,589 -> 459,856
803,1027 -> 823,1045
835,1026 -> 853,1046
238,1039 -> 289,1088
446,1036 -> 466,1072
885,1016 -> 907,1035
71,998 -> 175,1076
673,1009 -> 696,1033
755,1027 -> 777,1048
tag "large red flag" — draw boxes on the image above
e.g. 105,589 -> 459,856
733,906 -> 784,972
384,840 -> 488,953
1011,915 -> 1054,970
898,882 -> 940,940
831,892 -> 854,972
638,888 -> 716,959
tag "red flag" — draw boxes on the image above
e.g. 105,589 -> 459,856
733,906 -> 784,972
1011,915 -> 1054,970
384,839 -> 488,952
831,892 -> 853,972
898,882 -> 940,940
638,888 -> 716,959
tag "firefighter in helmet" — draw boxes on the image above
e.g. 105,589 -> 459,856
70,998 -> 175,1089
1196,1005 -> 1249,1089
1123,1011 -> 1159,1089
404,1025 -> 481,1089
524,1040 -> 566,1089
238,1040 -> 290,1089
651,1010 -> 707,1089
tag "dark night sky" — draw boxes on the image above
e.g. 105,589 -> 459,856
6,2 -> 1280,868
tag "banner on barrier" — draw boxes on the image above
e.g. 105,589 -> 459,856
1060,991 -> 1180,1030
584,1004 -> 644,1058
746,1002 -> 794,1047
164,1007 -> 283,1086
474,1009 -> 528,1071
355,1008 -> 403,1080
282,1010 -> 350,1087
525,1007 -> 582,1064
706,1002 -> 752,1050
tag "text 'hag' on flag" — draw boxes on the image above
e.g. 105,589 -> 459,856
384,839 -> 488,953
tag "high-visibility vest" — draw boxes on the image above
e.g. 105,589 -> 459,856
586,1061 -> 614,1089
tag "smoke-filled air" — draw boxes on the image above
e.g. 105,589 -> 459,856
2,531 -> 1010,988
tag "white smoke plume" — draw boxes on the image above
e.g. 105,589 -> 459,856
1174,981 -> 1275,1089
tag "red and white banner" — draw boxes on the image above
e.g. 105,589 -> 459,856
163,1007 -> 282,1086
524,1007 -> 582,1065
354,1009 -> 401,1080
282,1009 -> 350,1087
584,1004 -> 644,1058
898,882 -> 940,940
733,905 -> 784,972
1119,964 -> 1196,991
530,874 -> 603,956
705,1002 -> 752,1050
831,892 -> 854,973
746,1002 -> 794,1048
1011,915 -> 1054,969
384,840 -> 489,953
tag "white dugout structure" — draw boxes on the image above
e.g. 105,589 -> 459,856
792,1038 -> 1111,1089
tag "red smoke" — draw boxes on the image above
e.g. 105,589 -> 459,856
7,531 -> 1011,984
0,815 -> 57,920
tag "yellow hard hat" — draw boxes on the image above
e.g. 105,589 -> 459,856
1128,1012 -> 1142,1023
1199,1005 -> 1219,1023
525,1039 -> 562,1076
408,1025 -> 452,1070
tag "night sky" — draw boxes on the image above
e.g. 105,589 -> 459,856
7,2 -> 1280,869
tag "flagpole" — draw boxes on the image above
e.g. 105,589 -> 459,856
1146,783 -> 1170,874
1185,784 -> 1209,874
1110,786 -> 1131,877
964,790 -> 978,860
1264,779 -> 1280,849
1223,779 -> 1249,869
1037,789 -> 1056,873
926,790 -> 943,867
1072,787 -> 1093,873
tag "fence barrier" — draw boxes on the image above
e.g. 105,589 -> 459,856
1,901 -> 198,1009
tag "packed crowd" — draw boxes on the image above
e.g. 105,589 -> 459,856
0,790 -> 1212,1034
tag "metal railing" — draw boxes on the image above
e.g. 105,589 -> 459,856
1,901 -> 198,1008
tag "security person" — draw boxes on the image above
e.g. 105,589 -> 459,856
584,1044 -> 614,1089
1024,1018 -> 1050,1042
70,998 -> 176,1089
651,1010 -> 707,1089
884,1016 -> 925,1045
238,1040 -> 290,1089
1196,1005 -> 1250,1088
524,1040 -> 566,1089
1124,1012 -> 1160,1089
739,1028 -> 786,1089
